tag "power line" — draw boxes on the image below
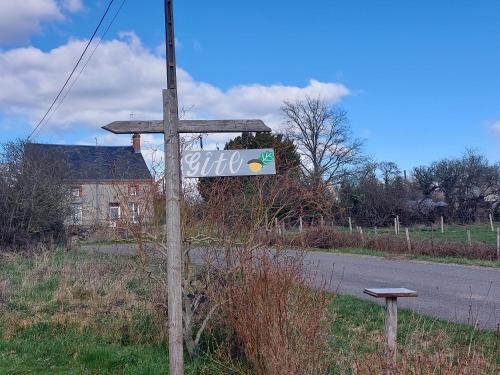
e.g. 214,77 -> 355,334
32,0 -> 127,138
28,0 -> 117,140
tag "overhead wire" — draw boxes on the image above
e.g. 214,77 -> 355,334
32,0 -> 127,138
28,0 -> 117,140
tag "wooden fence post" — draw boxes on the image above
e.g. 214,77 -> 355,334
374,226 -> 378,236
441,216 -> 444,234
497,227 -> 499,262
396,215 -> 400,235
394,218 -> 398,235
320,215 -> 324,227
348,217 -> 353,233
359,227 -> 365,246
467,229 -> 472,247
489,213 -> 494,232
299,216 -> 303,233
405,228 -> 411,254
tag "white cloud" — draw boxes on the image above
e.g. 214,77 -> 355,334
0,0 -> 83,45
0,33 -> 349,140
490,121 -> 500,136
60,0 -> 83,13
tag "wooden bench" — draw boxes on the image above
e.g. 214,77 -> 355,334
364,288 -> 418,367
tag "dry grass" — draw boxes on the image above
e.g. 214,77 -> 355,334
1,249 -> 498,374
209,251 -> 334,375
329,294 -> 499,374
0,249 -> 166,345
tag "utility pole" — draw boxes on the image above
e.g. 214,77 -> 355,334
163,1 -> 183,374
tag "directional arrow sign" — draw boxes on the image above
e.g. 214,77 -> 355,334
102,119 -> 271,134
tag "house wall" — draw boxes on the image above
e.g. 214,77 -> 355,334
69,180 -> 154,227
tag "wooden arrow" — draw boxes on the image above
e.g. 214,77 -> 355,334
102,119 -> 271,134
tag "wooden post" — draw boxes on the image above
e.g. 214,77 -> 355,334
164,2 -> 183,373
320,215 -> 324,227
265,211 -> 269,232
396,215 -> 400,235
489,213 -> 494,232
275,218 -> 280,234
360,227 -> 365,246
441,216 -> 444,234
348,217 -> 353,233
281,221 -> 286,236
363,288 -> 417,371
299,216 -> 303,233
405,228 -> 411,254
467,229 -> 472,247
497,227 -> 499,262
384,297 -> 398,363
394,218 -> 398,235
374,226 -> 378,236
163,88 -> 183,375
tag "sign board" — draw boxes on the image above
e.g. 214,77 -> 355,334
181,149 -> 276,178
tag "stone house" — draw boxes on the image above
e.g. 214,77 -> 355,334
29,135 -> 154,229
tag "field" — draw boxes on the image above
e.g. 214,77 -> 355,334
359,223 -> 499,245
0,249 -> 498,374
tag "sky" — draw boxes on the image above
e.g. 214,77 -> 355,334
0,0 -> 499,171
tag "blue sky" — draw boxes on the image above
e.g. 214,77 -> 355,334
0,0 -> 499,171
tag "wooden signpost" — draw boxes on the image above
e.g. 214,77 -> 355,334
102,1 -> 272,373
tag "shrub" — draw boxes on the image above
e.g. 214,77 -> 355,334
0,140 -> 71,249
211,251 -> 333,375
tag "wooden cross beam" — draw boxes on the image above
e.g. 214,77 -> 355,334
102,119 -> 271,134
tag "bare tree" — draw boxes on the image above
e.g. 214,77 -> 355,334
282,96 -> 363,187
0,139 -> 71,248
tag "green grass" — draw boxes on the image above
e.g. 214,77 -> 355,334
314,247 -> 500,268
351,223 -> 500,245
328,295 -> 499,373
1,250 -> 498,374
0,250 -> 232,374
0,322 -> 226,374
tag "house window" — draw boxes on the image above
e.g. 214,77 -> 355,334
128,202 -> 139,223
71,186 -> 82,198
109,203 -> 121,221
71,203 -> 83,225
129,185 -> 139,196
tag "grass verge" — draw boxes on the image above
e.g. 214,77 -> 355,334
313,247 -> 500,268
329,294 -> 499,374
0,249 -> 498,374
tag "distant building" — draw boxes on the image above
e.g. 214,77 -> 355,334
28,135 -> 154,228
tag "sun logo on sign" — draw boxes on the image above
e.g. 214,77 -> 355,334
247,151 -> 274,173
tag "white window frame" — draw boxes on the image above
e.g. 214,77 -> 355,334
71,186 -> 81,198
129,185 -> 139,196
128,202 -> 139,223
109,203 -> 121,222
71,203 -> 83,225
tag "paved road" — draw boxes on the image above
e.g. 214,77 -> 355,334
81,244 -> 500,330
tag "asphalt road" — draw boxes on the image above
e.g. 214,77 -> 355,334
81,244 -> 500,330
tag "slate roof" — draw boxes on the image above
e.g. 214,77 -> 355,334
27,144 -> 152,182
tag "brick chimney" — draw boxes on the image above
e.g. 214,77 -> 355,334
132,133 -> 141,153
